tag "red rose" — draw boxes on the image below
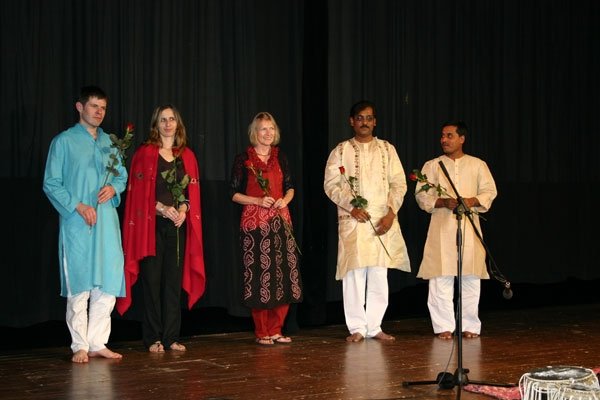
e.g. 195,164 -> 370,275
244,160 -> 253,168
339,166 -> 345,175
126,122 -> 135,132
409,172 -> 417,182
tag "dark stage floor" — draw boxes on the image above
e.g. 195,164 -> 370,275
2,302 -> 600,400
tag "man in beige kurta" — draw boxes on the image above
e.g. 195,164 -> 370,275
415,121 -> 497,339
324,100 -> 410,342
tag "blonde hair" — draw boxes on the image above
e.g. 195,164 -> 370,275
247,112 -> 281,146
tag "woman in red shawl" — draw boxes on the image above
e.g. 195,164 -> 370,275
229,112 -> 303,346
116,105 -> 205,353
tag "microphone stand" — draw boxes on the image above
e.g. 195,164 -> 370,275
402,160 -> 514,397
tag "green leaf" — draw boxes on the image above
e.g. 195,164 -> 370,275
436,185 -> 447,197
350,196 -> 368,209
180,174 -> 190,189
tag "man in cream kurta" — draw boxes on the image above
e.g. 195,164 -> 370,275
324,100 -> 410,342
415,121 -> 497,340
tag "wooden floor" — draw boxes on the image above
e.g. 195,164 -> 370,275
1,303 -> 599,400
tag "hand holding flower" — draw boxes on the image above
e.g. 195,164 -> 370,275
410,168 -> 482,216
350,207 -> 370,223
375,209 -> 395,236
339,165 -> 391,258
77,203 -> 96,226
273,197 -> 288,209
245,159 -> 302,255
257,196 -> 276,208
439,197 -> 459,210
90,122 -> 134,231
160,156 -> 190,266
96,185 -> 116,204
162,205 -> 186,226
172,208 -> 187,227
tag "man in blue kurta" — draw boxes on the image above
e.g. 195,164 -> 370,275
43,86 -> 127,363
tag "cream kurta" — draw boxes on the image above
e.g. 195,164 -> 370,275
324,138 -> 411,279
415,155 -> 497,279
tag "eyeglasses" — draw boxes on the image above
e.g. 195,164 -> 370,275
353,115 -> 374,122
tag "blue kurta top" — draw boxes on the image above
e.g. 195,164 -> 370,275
43,123 -> 127,297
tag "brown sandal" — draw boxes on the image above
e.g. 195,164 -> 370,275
270,335 -> 292,344
255,337 -> 274,346
149,341 -> 165,353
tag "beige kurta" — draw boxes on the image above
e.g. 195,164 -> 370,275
415,155 -> 497,279
324,138 -> 411,279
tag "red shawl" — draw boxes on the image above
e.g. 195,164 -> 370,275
116,144 -> 205,315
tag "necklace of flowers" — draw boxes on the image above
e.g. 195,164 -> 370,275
338,166 -> 391,259
244,157 -> 302,256
90,122 -> 135,232
161,152 -> 191,268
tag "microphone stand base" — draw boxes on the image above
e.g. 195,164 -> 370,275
401,368 -> 516,390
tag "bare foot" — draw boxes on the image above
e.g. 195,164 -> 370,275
373,331 -> 395,341
346,332 -> 364,342
437,331 -> 453,340
88,347 -> 123,359
462,331 -> 480,339
169,342 -> 186,351
71,349 -> 89,363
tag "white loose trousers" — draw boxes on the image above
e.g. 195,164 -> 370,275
66,287 -> 116,353
342,267 -> 389,338
427,275 -> 481,334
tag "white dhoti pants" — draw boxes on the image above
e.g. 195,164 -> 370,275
427,275 -> 481,334
66,287 -> 116,353
342,267 -> 389,338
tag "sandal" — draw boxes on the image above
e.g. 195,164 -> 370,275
270,335 -> 292,344
149,341 -> 165,353
255,337 -> 275,346
170,342 -> 187,351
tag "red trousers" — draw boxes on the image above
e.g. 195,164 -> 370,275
251,304 -> 290,338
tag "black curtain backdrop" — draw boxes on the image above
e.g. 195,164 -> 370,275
2,0 -> 599,332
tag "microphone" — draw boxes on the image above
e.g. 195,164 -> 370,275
502,281 -> 513,300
